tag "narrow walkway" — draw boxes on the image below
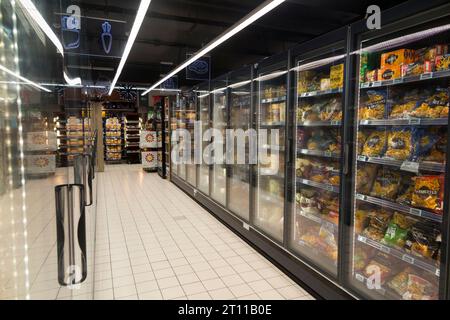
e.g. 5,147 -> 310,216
94,165 -> 314,300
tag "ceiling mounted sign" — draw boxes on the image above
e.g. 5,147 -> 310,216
101,21 -> 112,54
61,5 -> 81,49
185,54 -> 210,81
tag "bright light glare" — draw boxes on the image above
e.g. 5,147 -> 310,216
0,64 -> 51,92
108,0 -> 151,95
17,0 -> 81,85
142,0 -> 286,95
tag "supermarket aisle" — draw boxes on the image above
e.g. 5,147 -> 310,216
93,165 -> 314,300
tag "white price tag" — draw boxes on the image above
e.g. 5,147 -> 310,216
357,155 -> 367,162
420,73 -> 432,80
357,235 -> 366,243
360,120 -> 369,125
331,120 -> 340,126
401,161 -> 419,173
408,118 -> 421,125
373,81 -> 382,87
393,78 -> 403,84
402,255 -> 414,264
356,194 -> 366,201
380,245 -> 390,254
410,208 -> 422,217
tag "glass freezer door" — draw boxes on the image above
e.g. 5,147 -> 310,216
228,79 -> 252,220
197,90 -> 210,195
210,87 -> 227,206
254,70 -> 287,242
291,54 -> 345,276
186,93 -> 197,187
177,96 -> 186,181
349,21 -> 449,300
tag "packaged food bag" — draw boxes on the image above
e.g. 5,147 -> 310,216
411,175 -> 444,214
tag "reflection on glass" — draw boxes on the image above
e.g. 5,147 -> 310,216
228,81 -> 251,220
291,55 -> 344,276
350,26 -> 448,300
210,89 -> 227,205
197,91 -> 210,195
254,70 -> 286,241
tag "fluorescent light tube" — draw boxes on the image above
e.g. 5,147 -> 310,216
17,0 -> 82,86
0,63 -> 51,92
108,0 -> 151,95
142,0 -> 286,96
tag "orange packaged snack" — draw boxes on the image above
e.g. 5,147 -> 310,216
411,175 -> 444,214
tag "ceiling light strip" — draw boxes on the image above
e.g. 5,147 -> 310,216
0,63 -> 51,92
142,0 -> 286,96
17,0 -> 81,86
108,0 -> 152,95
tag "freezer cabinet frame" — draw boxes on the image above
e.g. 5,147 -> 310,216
226,65 -> 254,224
287,26 -> 350,283
346,1 -> 450,300
252,51 -> 290,246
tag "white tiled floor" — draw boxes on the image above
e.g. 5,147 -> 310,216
93,165 -> 314,300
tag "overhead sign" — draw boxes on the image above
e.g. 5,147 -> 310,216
186,54 -> 210,81
160,76 -> 178,90
56,1 -> 127,58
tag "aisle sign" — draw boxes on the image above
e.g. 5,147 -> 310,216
186,54 -> 210,80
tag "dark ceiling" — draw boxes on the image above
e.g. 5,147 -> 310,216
36,0 -> 410,88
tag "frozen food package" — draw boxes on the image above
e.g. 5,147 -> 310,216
357,131 -> 369,154
354,247 -> 371,272
328,167 -> 340,186
356,163 -> 377,194
310,163 -> 327,183
411,128 -> 445,163
370,168 -> 402,200
296,158 -> 313,178
396,176 -> 415,206
361,131 -> 387,157
362,210 -> 392,241
297,128 -> 307,148
411,175 -> 444,214
388,268 -> 438,300
318,225 -> 338,261
363,252 -> 396,285
354,209 -> 369,234
306,129 -> 338,152
385,129 -> 412,160
389,89 -> 421,119
382,213 -> 416,249
405,221 -> 441,261
359,90 -> 388,120
319,98 -> 342,121
410,87 -> 449,118
296,189 -> 320,216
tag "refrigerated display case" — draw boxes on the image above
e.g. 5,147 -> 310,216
211,77 -> 228,206
290,44 -> 347,276
254,57 -> 288,242
348,14 -> 450,300
170,95 -> 180,177
227,68 -> 253,221
196,84 -> 211,195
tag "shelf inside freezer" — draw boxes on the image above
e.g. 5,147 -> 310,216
296,210 -> 338,232
359,118 -> 448,126
298,87 -> 343,98
355,193 -> 442,223
297,240 -> 337,267
360,70 -> 450,89
297,178 -> 339,193
297,120 -> 341,127
356,234 -> 440,276
260,96 -> 286,104
357,155 -> 445,173
297,149 -> 340,159
260,121 -> 285,127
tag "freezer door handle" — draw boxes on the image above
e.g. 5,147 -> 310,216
55,184 -> 87,287
343,143 -> 350,175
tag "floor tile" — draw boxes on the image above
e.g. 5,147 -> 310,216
161,286 -> 185,300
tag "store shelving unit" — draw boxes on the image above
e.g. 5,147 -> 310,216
124,113 -> 141,164
104,117 -> 123,163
